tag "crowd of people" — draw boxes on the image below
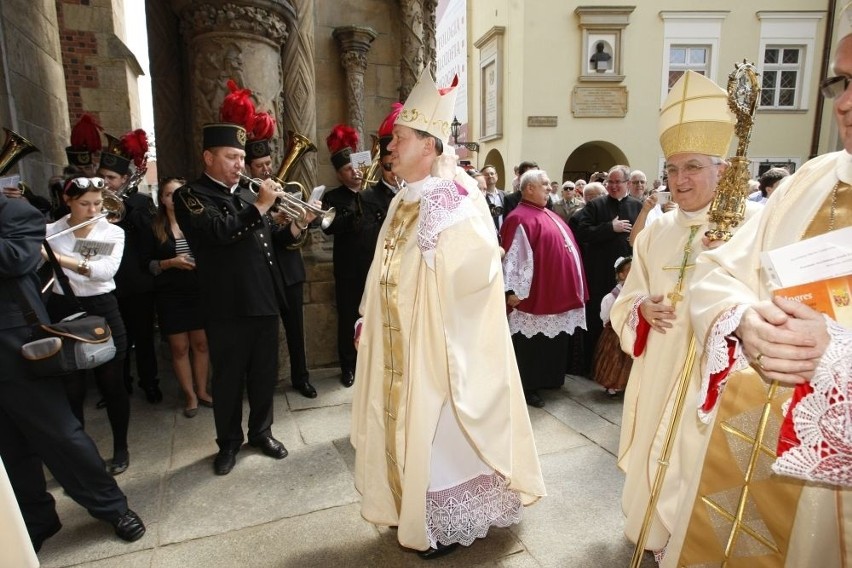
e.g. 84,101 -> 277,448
1,13 -> 850,566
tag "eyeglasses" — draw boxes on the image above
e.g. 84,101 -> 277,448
663,163 -> 714,178
821,75 -> 852,99
69,177 -> 106,190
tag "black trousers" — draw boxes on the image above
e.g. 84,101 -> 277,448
0,326 -> 128,542
334,276 -> 364,374
117,291 -> 158,389
48,292 -> 130,457
512,331 -> 570,391
206,316 -> 278,451
280,282 -> 309,387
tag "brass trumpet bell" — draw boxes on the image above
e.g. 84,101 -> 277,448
0,127 -> 40,176
275,131 -> 317,194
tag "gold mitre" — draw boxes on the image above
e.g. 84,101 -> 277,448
396,67 -> 459,143
659,70 -> 735,159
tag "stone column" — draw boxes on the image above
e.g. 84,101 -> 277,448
332,26 -> 377,150
397,0 -> 425,101
281,0 -> 318,193
422,0 -> 438,79
172,0 -> 295,173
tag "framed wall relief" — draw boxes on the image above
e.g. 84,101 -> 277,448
575,6 -> 635,83
474,26 -> 505,141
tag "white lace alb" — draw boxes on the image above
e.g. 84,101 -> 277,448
425,472 -> 522,547
698,303 -> 751,423
417,177 -> 478,266
509,308 -> 586,338
773,318 -> 852,486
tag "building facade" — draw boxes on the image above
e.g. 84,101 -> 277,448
458,1 -> 841,185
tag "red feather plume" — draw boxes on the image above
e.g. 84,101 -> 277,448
378,103 -> 403,137
438,74 -> 459,96
70,113 -> 103,151
326,124 -> 359,154
219,79 -> 256,130
120,129 -> 149,167
249,111 -> 276,141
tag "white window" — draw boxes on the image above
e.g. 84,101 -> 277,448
760,46 -> 804,108
668,45 -> 711,89
757,12 -> 824,111
660,12 -> 728,103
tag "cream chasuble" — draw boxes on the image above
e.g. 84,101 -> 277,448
350,177 -> 545,551
611,202 -> 758,552
668,150 -> 852,567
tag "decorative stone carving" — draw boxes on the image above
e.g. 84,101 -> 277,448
177,1 -> 293,44
281,0 -> 318,194
398,0 -> 425,101
423,0 -> 438,78
333,26 -> 377,149
173,0 -> 295,162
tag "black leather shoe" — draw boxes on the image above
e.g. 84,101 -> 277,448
340,370 -> 355,388
525,391 -> 545,408
295,382 -> 317,399
417,542 -> 460,560
213,449 -> 238,475
112,509 -> 146,542
143,385 -> 163,404
249,436 -> 288,459
108,452 -> 130,475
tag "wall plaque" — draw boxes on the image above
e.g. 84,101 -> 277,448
572,86 -> 628,118
527,116 -> 558,127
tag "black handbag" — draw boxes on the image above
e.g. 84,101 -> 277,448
16,241 -> 116,377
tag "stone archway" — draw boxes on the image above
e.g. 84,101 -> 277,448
562,140 -> 629,182
482,148 -> 506,188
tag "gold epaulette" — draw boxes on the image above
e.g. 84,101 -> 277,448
179,187 -> 205,215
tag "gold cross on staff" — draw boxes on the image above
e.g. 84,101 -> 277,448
665,225 -> 701,310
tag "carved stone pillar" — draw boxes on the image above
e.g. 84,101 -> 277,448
332,26 -> 377,149
422,0 -> 437,79
172,0 -> 295,174
398,0 -> 425,101
281,0 -> 317,193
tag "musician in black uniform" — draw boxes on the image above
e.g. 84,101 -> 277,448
173,123 -> 296,476
244,135 -> 317,399
0,193 -> 145,550
98,131 -> 160,403
359,105 -> 401,256
320,124 -> 369,388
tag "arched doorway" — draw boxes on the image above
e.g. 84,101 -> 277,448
482,149 -> 506,188
562,141 -> 629,182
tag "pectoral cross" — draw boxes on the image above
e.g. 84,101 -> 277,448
662,225 -> 700,310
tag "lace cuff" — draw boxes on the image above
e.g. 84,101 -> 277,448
508,308 -> 586,338
502,226 -> 533,299
425,473 -> 523,548
627,294 -> 648,332
772,318 -> 852,486
697,304 -> 751,422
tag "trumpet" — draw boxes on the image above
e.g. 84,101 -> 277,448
238,173 -> 335,230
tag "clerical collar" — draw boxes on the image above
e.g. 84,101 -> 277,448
520,199 -> 545,210
204,173 -> 239,194
608,193 -> 628,202
402,178 -> 426,202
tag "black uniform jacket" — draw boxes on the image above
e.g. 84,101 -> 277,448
0,195 -> 49,376
321,184 -> 374,281
173,174 -> 298,320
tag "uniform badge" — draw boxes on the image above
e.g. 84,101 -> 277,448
180,188 -> 205,215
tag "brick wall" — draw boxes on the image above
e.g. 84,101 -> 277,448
56,0 -> 100,123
